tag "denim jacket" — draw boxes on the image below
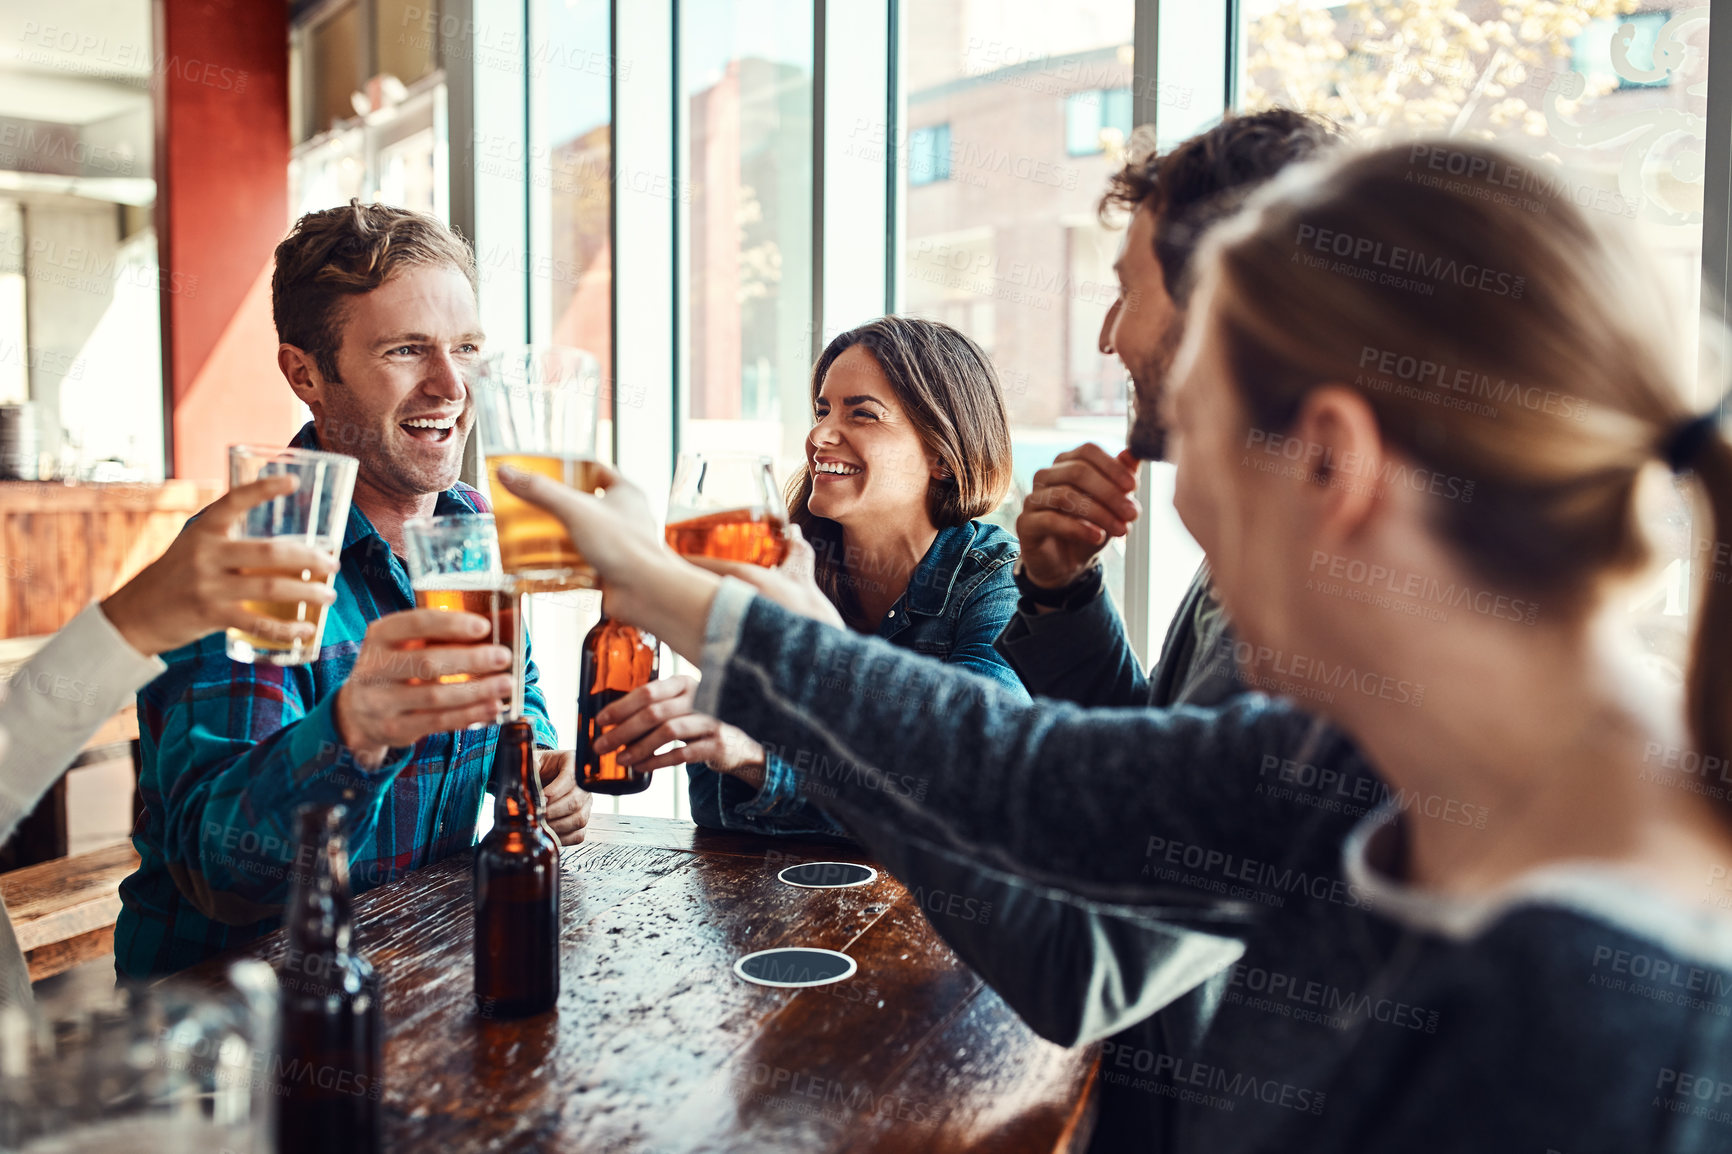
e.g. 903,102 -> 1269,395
686,519 -> 1028,834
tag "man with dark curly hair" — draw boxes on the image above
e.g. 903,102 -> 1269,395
1000,108 -> 1340,709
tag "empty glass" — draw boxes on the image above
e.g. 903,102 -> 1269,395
0,961 -> 278,1153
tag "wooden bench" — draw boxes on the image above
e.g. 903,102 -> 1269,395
0,840 -> 138,981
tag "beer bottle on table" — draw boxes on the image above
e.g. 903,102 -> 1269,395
474,718 -> 561,1018
578,617 -> 660,795
276,803 -> 382,1154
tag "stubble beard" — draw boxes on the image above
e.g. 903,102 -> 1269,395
1124,318 -> 1186,463
318,382 -> 465,501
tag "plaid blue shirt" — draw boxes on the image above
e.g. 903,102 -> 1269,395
116,423 -> 559,979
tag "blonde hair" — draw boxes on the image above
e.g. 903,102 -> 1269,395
1201,140 -> 1730,774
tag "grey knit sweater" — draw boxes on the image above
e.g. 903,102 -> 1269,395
694,580 -> 1732,1153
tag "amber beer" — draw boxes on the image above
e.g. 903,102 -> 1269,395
276,804 -> 382,1154
410,577 -> 519,684
578,618 -> 660,794
474,719 -> 561,1018
486,452 -> 601,590
228,567 -> 337,662
664,507 -> 790,568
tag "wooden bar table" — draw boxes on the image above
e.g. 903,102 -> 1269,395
190,813 -> 1100,1152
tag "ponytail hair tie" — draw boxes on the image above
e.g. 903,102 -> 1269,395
1663,412 -> 1720,475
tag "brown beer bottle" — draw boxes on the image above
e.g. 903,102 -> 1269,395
578,616 -> 660,794
474,718 -> 561,1018
276,804 -> 382,1154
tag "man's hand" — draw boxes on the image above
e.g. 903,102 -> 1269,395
1015,444 -> 1142,597
334,609 -> 514,769
101,475 -> 340,657
591,675 -> 768,783
536,750 -> 593,844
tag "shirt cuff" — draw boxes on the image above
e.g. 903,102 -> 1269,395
530,715 -> 560,750
734,751 -> 799,817
690,577 -> 756,720
284,692 -> 416,786
73,600 -> 170,707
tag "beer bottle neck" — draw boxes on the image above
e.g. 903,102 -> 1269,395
492,719 -> 545,825
285,805 -> 355,958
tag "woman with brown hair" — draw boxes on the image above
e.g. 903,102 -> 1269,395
593,316 -> 1024,835
503,139 -> 1732,1150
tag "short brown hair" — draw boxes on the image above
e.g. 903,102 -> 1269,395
271,199 -> 478,382
786,316 -> 1014,626
1101,109 -> 1339,304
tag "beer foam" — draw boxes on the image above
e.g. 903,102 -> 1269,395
412,571 -> 510,592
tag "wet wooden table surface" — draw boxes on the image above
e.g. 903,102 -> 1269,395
196,813 -> 1099,1152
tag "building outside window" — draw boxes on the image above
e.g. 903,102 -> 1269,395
679,0 -> 814,471
902,0 -> 1182,632
1239,0 -> 1710,676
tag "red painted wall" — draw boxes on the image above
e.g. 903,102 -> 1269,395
157,0 -> 300,483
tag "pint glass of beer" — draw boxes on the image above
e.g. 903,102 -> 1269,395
473,346 -> 603,591
225,445 -> 358,665
403,513 -> 521,721
665,453 -> 790,567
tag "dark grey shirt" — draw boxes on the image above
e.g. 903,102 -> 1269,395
998,560 -> 1248,1148
996,560 -> 1241,711
696,582 -> 1732,1152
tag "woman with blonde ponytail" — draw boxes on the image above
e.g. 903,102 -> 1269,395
499,139 -> 1732,1152
1672,412 -> 1732,798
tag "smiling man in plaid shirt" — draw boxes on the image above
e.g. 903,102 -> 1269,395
115,202 -> 591,979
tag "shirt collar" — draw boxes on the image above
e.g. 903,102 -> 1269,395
902,521 -> 981,618
289,421 -> 488,556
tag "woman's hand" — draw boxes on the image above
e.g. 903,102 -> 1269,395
495,461 -> 721,661
686,528 -> 846,629
535,750 -> 594,844
591,675 -> 767,785
100,476 -> 340,658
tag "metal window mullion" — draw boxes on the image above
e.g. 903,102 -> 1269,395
614,0 -> 677,496
822,0 -> 891,342
1705,8 -> 1732,372
1121,0 -> 1164,666
812,0 -> 827,365
886,0 -> 903,314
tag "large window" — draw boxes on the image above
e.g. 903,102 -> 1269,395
1237,0 -> 1711,674
529,0 -> 612,396
900,1 -> 1198,635
519,0 -> 626,812
678,1 -> 815,469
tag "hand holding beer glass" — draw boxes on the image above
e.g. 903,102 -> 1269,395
224,445 -> 358,665
474,346 -> 603,591
403,513 -> 522,723
664,453 -> 790,567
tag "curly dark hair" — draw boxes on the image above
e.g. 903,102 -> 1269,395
1101,109 -> 1341,304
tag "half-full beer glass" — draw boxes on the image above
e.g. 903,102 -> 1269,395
474,346 -> 602,592
225,445 -> 357,665
665,452 -> 790,567
403,513 -> 521,722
